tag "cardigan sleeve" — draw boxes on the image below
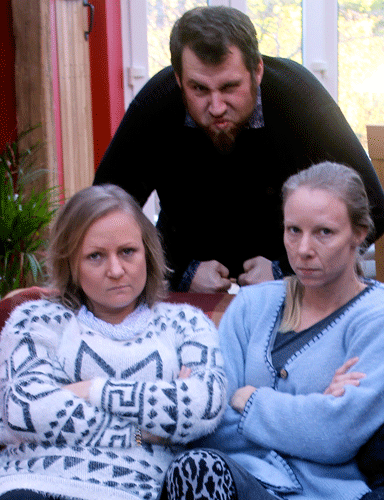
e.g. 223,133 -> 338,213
0,302 -> 135,449
88,306 -> 227,444
219,286 -> 384,465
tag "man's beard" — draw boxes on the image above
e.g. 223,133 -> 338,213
180,80 -> 258,155
207,127 -> 238,154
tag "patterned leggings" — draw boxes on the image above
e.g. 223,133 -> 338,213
165,449 -> 237,500
0,492 -> 60,500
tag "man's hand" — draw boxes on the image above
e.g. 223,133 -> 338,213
190,260 -> 232,293
230,385 -> 257,414
324,357 -> 366,397
238,256 -> 274,287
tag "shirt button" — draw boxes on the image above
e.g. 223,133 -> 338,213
279,368 -> 288,379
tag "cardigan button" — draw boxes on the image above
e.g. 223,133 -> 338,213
279,368 -> 288,379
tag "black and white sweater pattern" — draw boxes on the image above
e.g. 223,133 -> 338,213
0,300 -> 227,500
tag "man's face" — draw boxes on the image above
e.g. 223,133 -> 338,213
176,45 -> 263,153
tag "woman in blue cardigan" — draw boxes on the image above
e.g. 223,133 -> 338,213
161,161 -> 384,500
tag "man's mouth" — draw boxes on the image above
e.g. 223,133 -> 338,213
213,120 -> 230,130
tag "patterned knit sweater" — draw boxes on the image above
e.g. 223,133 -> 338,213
0,300 -> 226,500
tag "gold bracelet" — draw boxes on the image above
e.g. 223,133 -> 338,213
135,426 -> 142,447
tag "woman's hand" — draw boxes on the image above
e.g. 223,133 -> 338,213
230,385 -> 257,414
324,357 -> 366,397
65,380 -> 92,400
139,366 -> 192,445
141,429 -> 170,445
178,365 -> 192,379
229,358 -> 364,415
65,366 -> 192,444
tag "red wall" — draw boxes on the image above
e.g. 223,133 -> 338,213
0,0 -> 17,152
89,0 -> 125,169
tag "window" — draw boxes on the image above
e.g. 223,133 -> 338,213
338,1 -> 384,149
147,0 -> 208,77
146,0 -> 303,76
246,0 -> 302,62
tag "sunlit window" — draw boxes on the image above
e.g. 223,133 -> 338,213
147,0 -> 207,77
246,0 -> 302,62
338,1 -> 384,149
146,0 -> 303,76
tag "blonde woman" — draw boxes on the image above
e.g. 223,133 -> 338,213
163,162 -> 384,500
0,184 -> 226,500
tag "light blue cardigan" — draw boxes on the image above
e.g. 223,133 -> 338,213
201,280 -> 384,500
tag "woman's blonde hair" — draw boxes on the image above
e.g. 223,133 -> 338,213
280,162 -> 374,332
46,184 -> 168,311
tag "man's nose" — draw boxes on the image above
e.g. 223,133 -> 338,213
208,92 -> 227,116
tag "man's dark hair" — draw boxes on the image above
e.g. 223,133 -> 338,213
170,6 -> 262,78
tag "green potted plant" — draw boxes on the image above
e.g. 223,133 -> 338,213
0,126 -> 59,298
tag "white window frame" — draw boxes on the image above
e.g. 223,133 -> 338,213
120,1 -> 148,108
302,0 -> 338,100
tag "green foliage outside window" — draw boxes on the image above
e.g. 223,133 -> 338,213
147,0 -> 207,77
246,0 -> 302,62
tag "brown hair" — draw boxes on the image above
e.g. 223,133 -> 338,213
46,184 -> 167,312
280,162 -> 373,332
170,6 -> 261,78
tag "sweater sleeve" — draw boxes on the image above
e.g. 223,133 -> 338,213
0,301 -> 134,450
219,287 -> 384,465
88,305 -> 227,444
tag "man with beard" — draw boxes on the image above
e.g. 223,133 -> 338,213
94,6 -> 384,293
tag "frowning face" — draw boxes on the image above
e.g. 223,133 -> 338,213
283,187 -> 366,291
77,210 -> 147,324
176,45 -> 263,152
